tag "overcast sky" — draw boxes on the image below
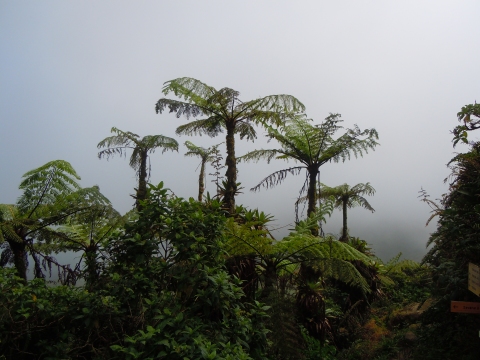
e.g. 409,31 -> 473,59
1,1 -> 479,262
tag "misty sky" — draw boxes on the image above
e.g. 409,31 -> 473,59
1,1 -> 479,262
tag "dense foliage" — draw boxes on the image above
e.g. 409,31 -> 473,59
1,83 -> 479,359
415,142 -> 480,359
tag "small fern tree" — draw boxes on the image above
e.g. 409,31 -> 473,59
309,182 -> 376,242
184,141 -> 222,201
97,127 -> 178,211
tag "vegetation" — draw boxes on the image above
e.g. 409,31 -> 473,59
1,84 -> 479,359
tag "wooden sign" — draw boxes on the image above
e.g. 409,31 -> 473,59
451,301 -> 480,314
469,263 -> 480,297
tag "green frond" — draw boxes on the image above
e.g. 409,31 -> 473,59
243,94 -> 305,116
234,121 -> 257,140
383,253 -> 420,274
17,160 -> 81,215
184,141 -> 221,161
318,258 -> 371,294
238,149 -> 281,164
98,127 -> 140,146
317,182 -> 376,212
224,218 -> 274,257
161,77 -> 217,103
155,98 -> 205,119
176,116 -> 224,137
142,135 -> 179,154
98,128 -> 178,173
250,166 -> 304,192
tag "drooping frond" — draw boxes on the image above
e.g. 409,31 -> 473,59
98,128 -> 178,173
234,120 -> 257,140
155,98 -> 205,119
318,258 -> 370,294
97,127 -> 140,160
316,182 -> 376,212
238,149 -> 281,164
175,116 -> 225,137
250,166 -> 304,192
184,141 -> 221,162
142,135 -> 179,154
242,94 -> 305,116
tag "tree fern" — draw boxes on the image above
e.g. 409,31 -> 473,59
156,77 -> 305,214
240,114 -> 379,235
97,127 -> 178,210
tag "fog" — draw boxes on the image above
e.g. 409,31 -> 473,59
2,1 -> 479,264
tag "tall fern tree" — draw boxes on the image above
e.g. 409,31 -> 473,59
155,77 -> 305,214
184,141 -> 222,201
240,114 -> 379,235
97,127 -> 178,211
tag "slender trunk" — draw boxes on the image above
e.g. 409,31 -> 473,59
307,166 -> 319,236
136,151 -> 148,211
198,160 -> 205,202
262,260 -> 277,299
85,246 -> 98,288
341,197 -> 348,242
9,239 -> 27,283
223,121 -> 237,214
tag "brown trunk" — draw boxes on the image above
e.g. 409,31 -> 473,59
136,151 -> 148,211
307,166 -> 319,236
341,197 -> 348,242
85,246 -> 98,288
9,239 -> 27,283
262,260 -> 277,299
198,161 -> 205,202
223,122 -> 237,214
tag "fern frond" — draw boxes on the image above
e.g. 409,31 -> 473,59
250,166 -> 304,192
318,258 -> 371,294
175,116 -> 224,137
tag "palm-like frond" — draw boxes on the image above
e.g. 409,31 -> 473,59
175,116 -> 224,137
234,120 -> 257,140
238,149 -> 281,164
317,258 -> 370,294
17,160 -> 81,216
184,141 -> 221,162
162,77 -> 217,103
98,127 -> 178,173
250,166 -> 304,192
314,182 -> 376,212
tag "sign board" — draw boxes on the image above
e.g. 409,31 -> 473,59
451,301 -> 480,314
469,263 -> 480,297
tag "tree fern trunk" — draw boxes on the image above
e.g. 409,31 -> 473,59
9,239 -> 27,283
198,161 -> 205,202
307,166 -> 319,236
136,151 -> 148,211
224,122 -> 237,214
341,198 -> 348,242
